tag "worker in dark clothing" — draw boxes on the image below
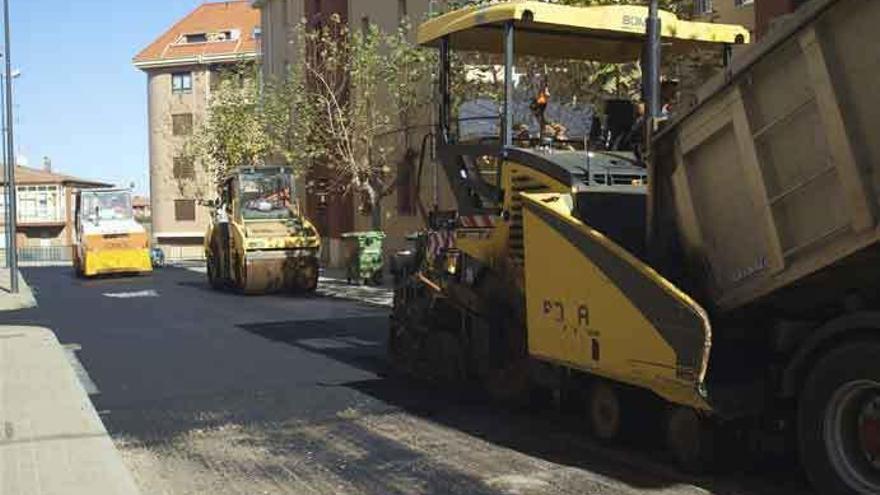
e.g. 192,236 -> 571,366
530,85 -> 551,144
660,78 -> 680,119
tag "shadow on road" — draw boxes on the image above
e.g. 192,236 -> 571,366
238,317 -> 811,495
239,317 -> 388,375
174,269 -> 392,307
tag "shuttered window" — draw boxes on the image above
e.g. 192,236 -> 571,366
172,113 -> 193,136
174,200 -> 196,222
173,156 -> 196,180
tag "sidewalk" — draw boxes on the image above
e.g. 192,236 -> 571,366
0,268 -> 36,312
317,268 -> 393,307
0,326 -> 141,494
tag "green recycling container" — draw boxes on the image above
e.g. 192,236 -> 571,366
341,231 -> 386,285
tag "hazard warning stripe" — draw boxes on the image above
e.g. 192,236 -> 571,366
426,230 -> 456,259
458,215 -> 496,229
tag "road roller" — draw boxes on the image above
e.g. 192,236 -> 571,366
204,165 -> 320,294
73,188 -> 152,277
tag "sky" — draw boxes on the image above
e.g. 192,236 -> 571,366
10,0 -> 208,194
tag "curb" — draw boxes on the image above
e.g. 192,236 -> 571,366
0,272 -> 37,312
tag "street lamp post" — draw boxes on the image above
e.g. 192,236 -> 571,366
3,0 -> 17,292
1,66 -> 19,271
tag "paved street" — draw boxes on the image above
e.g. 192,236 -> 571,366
0,266 -> 811,495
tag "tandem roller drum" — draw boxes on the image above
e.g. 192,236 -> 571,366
240,250 -> 319,294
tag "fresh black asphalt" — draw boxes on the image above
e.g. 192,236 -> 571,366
0,266 -> 812,494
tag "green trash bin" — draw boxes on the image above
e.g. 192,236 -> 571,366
341,231 -> 386,285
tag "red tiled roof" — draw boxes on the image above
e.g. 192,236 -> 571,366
0,166 -> 112,188
134,1 -> 259,68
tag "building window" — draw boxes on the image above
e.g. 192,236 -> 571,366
184,33 -> 208,43
171,72 -> 192,93
178,31 -> 239,44
174,199 -> 196,222
173,156 -> 196,180
695,0 -> 713,15
16,185 -> 62,223
735,0 -> 754,6
172,113 -> 193,136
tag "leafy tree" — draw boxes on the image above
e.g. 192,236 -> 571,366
274,15 -> 434,227
181,64 -> 276,196
182,18 -> 434,230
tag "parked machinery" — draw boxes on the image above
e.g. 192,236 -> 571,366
205,166 -> 320,294
73,188 -> 152,277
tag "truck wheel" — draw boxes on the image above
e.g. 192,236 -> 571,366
589,381 -> 622,441
666,406 -> 715,473
799,341 -> 880,495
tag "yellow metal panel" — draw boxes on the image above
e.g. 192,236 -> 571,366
418,1 -> 749,62
83,232 -> 149,251
84,248 -> 152,277
522,192 -> 711,410
454,157 -> 569,267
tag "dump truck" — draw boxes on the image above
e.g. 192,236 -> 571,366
649,1 -> 880,492
204,165 -> 320,294
73,188 -> 152,277
390,1 -> 877,494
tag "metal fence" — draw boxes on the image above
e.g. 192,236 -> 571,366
158,245 -> 205,262
0,244 -> 205,266
0,246 -> 74,266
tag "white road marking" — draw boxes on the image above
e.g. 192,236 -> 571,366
102,289 -> 159,299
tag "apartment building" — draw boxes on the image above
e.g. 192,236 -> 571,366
255,0 -> 459,265
756,0 -> 810,37
694,0 -> 756,37
0,165 -> 111,261
134,1 -> 260,260
695,0 -> 810,39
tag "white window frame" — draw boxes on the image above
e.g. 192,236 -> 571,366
171,72 -> 193,94
695,0 -> 714,15
16,184 -> 63,223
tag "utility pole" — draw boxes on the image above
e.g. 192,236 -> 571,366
3,0 -> 17,293
643,0 -> 661,250
645,0 -> 661,123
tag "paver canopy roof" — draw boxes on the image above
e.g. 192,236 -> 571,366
418,1 -> 750,63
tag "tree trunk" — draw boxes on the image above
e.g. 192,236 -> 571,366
361,178 -> 383,232
371,198 -> 382,231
